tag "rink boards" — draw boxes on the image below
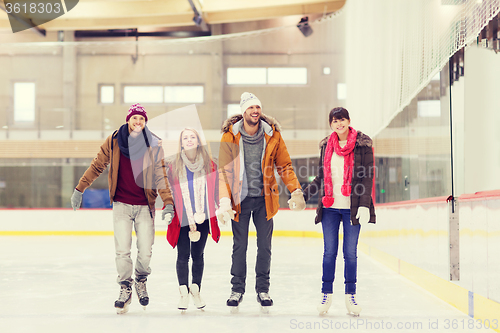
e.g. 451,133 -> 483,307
1,193 -> 499,331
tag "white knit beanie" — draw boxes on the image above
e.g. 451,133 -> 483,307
240,92 -> 262,114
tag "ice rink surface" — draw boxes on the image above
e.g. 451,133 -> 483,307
0,234 -> 494,333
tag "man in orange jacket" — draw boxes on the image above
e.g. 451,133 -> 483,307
217,92 -> 306,311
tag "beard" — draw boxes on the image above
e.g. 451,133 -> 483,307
243,112 -> 260,126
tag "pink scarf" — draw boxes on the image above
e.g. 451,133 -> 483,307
322,127 -> 357,207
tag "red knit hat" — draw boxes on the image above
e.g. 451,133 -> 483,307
126,103 -> 148,122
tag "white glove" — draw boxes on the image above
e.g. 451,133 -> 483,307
215,197 -> 235,226
71,189 -> 83,211
356,206 -> 370,224
287,189 -> 306,211
162,204 -> 174,225
189,224 -> 201,242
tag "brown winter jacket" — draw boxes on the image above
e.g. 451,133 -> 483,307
75,128 -> 173,216
219,114 -> 301,221
303,131 -> 376,225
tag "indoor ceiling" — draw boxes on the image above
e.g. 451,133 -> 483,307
0,0 -> 345,33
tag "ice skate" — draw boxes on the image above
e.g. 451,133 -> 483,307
317,293 -> 333,314
257,292 -> 273,314
227,291 -> 243,313
190,284 -> 206,309
134,278 -> 149,310
115,283 -> 132,314
178,285 -> 189,311
345,294 -> 362,316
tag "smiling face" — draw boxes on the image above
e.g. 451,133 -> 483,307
330,117 -> 351,140
242,104 -> 262,127
181,129 -> 199,151
127,114 -> 146,135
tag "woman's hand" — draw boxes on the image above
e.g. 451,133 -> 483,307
356,206 -> 370,224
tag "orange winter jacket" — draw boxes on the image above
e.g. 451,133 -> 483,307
75,127 -> 173,216
218,114 -> 301,221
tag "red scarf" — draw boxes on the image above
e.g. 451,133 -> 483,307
322,127 -> 357,207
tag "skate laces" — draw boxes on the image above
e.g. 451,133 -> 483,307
258,292 -> 271,301
348,294 -> 358,305
118,286 -> 132,302
229,291 -> 242,301
321,293 -> 329,304
135,280 -> 148,298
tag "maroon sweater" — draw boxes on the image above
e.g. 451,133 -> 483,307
113,152 -> 148,206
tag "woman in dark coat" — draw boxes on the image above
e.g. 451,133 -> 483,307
303,107 -> 376,316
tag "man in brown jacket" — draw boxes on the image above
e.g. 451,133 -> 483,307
216,92 -> 306,311
70,103 -> 174,314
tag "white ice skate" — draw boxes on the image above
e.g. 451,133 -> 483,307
178,285 -> 189,311
115,284 -> 132,314
227,291 -> 243,314
317,293 -> 333,314
190,284 -> 206,310
345,294 -> 362,316
257,292 -> 273,314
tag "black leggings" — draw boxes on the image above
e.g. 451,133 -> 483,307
176,219 -> 209,288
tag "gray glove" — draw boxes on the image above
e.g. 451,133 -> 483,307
71,189 -> 83,211
162,204 -> 174,225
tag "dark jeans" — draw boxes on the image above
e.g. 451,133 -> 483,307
321,208 -> 360,295
230,196 -> 273,294
176,219 -> 209,288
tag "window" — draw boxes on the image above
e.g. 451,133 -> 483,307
417,100 -> 441,117
14,82 -> 35,122
267,67 -> 307,85
337,83 -> 347,100
124,86 -> 163,104
227,104 -> 240,118
227,68 -> 267,85
164,86 -> 204,103
227,67 -> 308,85
99,85 -> 114,104
123,85 -> 204,104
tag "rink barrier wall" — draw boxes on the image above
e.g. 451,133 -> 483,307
0,208 -> 323,238
359,191 -> 500,333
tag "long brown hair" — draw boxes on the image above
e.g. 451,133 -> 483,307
173,128 -> 213,180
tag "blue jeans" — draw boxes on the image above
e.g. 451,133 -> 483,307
321,208 -> 360,294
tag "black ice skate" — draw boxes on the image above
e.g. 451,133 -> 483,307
115,283 -> 133,314
257,292 -> 273,314
227,291 -> 243,313
134,278 -> 149,309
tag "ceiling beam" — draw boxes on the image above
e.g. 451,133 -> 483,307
204,1 -> 345,24
0,0 -> 345,31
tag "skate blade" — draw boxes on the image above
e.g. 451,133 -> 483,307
260,306 -> 270,314
229,306 -> 239,314
116,304 -> 130,315
347,312 -> 360,317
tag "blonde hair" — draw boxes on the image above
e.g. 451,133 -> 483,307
173,128 -> 213,179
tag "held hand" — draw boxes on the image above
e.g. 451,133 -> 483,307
356,206 -> 370,224
287,189 -> 306,211
162,204 -> 174,225
71,189 -> 83,211
216,197 -> 235,226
